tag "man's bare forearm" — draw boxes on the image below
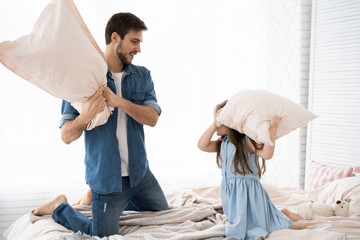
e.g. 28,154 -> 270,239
61,115 -> 88,144
117,97 -> 158,127
102,87 -> 158,127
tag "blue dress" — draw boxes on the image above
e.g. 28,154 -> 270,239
220,136 -> 292,240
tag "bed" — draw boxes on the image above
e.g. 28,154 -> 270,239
3,176 -> 360,240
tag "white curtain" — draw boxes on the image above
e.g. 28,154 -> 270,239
305,0 -> 360,189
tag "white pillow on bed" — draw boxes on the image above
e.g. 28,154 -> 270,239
309,177 -> 360,216
216,89 -> 318,145
0,0 -> 110,130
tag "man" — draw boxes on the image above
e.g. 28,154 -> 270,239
33,12 -> 169,237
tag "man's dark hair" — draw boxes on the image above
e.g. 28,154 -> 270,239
105,12 -> 147,44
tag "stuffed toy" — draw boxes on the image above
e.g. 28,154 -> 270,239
297,200 -> 350,220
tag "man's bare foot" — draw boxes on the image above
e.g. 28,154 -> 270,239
291,222 -> 308,230
33,194 -> 67,216
282,209 -> 304,222
73,189 -> 92,206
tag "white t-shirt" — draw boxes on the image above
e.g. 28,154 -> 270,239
111,72 -> 129,176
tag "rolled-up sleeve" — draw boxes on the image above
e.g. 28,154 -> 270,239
144,71 -> 162,115
144,99 -> 161,115
59,100 -> 79,128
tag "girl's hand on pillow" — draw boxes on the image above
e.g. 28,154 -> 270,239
269,115 -> 282,130
214,109 -> 222,124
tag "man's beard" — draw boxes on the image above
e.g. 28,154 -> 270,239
116,43 -> 131,66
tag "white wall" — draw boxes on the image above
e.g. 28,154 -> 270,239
261,0 -> 312,189
0,0 -> 272,234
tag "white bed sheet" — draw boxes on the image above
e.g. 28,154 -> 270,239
4,177 -> 360,240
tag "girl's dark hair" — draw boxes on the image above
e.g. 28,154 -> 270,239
215,101 -> 266,178
105,12 -> 147,44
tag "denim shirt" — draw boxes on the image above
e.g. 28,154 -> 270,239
59,64 -> 161,194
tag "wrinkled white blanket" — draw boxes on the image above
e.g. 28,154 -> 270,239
4,182 -> 360,240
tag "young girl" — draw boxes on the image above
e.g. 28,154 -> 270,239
198,100 -> 306,240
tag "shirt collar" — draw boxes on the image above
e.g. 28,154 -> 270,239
107,64 -> 133,78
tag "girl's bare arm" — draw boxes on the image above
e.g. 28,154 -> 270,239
247,116 -> 281,160
198,122 -> 218,152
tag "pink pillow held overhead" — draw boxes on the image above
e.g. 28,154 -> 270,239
0,0 -> 111,130
216,89 -> 318,145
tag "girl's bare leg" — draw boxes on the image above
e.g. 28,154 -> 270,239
281,209 -> 308,230
291,222 -> 308,230
33,194 -> 67,216
281,208 -> 304,221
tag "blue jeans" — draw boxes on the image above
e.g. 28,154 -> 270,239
52,169 -> 169,237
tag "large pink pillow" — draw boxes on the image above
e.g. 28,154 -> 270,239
0,0 -> 111,130
216,89 -> 318,145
